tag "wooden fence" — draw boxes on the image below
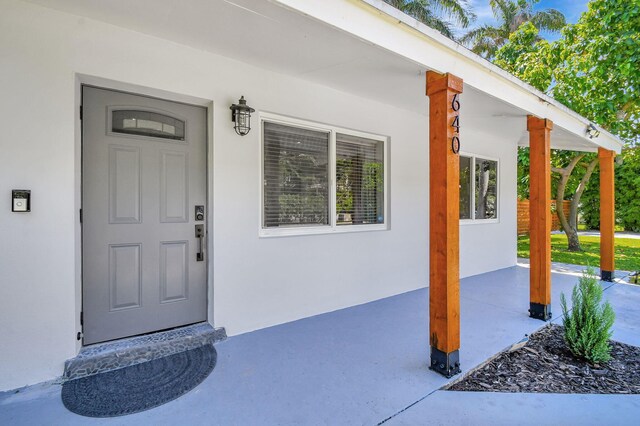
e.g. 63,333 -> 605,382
517,199 -> 571,236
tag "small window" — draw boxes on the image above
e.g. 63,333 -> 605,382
459,156 -> 472,219
263,122 -> 329,228
475,158 -> 497,219
459,155 -> 498,221
112,110 -> 185,140
336,133 -> 384,225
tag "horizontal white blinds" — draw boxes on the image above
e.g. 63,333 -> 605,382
263,122 -> 329,228
336,133 -> 384,225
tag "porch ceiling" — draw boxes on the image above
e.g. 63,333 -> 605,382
28,0 -> 617,152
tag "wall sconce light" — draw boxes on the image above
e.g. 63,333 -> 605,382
586,123 -> 600,139
230,96 -> 255,136
615,155 -> 624,166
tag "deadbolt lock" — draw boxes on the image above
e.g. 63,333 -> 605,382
195,205 -> 205,221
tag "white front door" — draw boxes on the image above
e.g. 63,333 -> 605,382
82,86 -> 208,345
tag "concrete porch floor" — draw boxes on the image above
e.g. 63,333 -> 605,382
1,265 -> 639,425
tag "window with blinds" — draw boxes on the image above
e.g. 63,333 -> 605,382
336,134 -> 384,225
263,122 -> 329,228
261,116 -> 388,236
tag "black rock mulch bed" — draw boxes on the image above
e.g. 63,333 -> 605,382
448,324 -> 640,394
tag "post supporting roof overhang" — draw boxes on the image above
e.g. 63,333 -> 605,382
426,71 -> 463,378
599,148 -> 616,282
527,117 -> 553,322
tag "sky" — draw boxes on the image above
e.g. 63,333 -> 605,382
461,0 -> 590,41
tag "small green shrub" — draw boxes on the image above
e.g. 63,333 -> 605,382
560,267 -> 615,364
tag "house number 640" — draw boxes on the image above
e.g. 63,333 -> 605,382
451,94 -> 461,154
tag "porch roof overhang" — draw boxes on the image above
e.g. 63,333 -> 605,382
29,0 -> 623,153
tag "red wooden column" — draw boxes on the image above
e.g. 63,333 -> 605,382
527,116 -> 553,321
599,147 -> 616,281
426,71 -> 462,377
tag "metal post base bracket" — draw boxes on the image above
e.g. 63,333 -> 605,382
529,303 -> 552,321
601,270 -> 614,282
429,347 -> 461,378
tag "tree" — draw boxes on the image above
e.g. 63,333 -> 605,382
495,0 -> 639,143
383,0 -> 476,39
497,0 -> 639,250
493,22 -> 552,91
461,0 -> 565,59
609,149 -> 640,232
582,147 -> 640,232
550,0 -> 640,144
518,146 -> 598,251
551,152 -> 598,251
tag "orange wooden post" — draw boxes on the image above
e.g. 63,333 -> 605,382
426,71 -> 462,377
599,148 -> 616,281
527,116 -> 553,321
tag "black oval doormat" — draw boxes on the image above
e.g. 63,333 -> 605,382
61,344 -> 217,417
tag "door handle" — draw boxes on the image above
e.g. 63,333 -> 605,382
195,224 -> 204,261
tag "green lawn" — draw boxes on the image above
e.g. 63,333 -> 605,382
518,234 -> 640,272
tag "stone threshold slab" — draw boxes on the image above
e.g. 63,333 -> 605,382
63,323 -> 226,380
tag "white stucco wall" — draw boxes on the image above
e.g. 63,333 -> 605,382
0,0 -> 516,391
459,129 -> 518,278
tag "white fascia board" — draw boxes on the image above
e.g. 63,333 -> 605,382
273,0 -> 623,153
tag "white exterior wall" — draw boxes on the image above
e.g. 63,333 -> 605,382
459,129 -> 518,278
0,0 -> 516,391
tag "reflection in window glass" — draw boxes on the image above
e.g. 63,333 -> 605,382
336,134 -> 384,225
263,122 -> 329,228
459,156 -> 471,219
112,110 -> 185,140
475,158 -> 497,219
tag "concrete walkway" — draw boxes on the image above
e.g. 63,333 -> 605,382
551,230 -> 640,240
517,257 -> 636,284
387,392 -> 640,425
1,265 -> 639,425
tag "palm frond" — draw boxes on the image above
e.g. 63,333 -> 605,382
431,0 -> 477,28
464,0 -> 566,58
425,15 -> 455,38
489,0 -> 515,24
532,9 -> 566,32
385,1 -> 433,25
471,36 -> 501,58
460,24 -> 504,45
382,0 -> 475,39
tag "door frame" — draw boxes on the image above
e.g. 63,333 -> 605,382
74,74 -> 215,350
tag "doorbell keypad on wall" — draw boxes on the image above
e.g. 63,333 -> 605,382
12,190 -> 30,212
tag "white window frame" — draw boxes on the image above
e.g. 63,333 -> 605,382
259,112 -> 389,237
459,151 -> 500,225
